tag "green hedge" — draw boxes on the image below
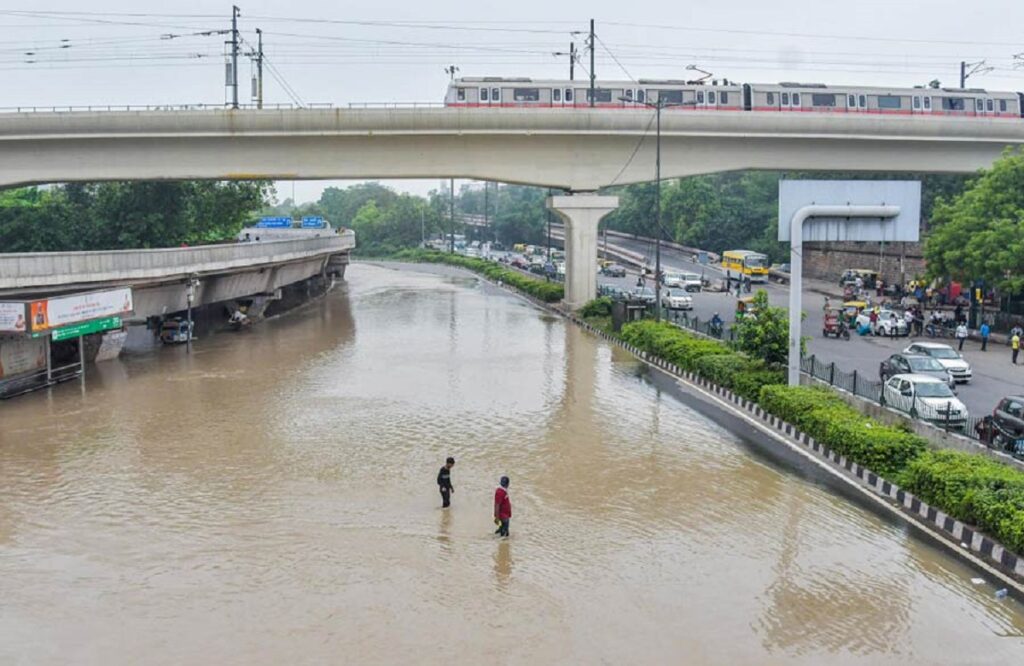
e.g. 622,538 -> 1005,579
692,353 -> 785,402
758,385 -> 927,479
899,450 -> 1024,553
393,249 -> 563,302
620,320 -> 731,371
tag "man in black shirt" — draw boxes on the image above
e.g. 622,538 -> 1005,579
437,457 -> 455,508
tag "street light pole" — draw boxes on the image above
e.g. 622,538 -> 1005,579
654,102 -> 663,321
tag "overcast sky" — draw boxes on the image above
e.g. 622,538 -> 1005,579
2,1 -> 1021,203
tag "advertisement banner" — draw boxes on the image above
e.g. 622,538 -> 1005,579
0,302 -> 27,333
0,336 -> 46,379
30,288 -> 133,333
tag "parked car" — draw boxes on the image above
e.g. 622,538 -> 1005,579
663,271 -> 702,292
882,374 -> 968,429
630,287 -> 657,304
770,263 -> 791,274
602,263 -> 627,277
660,289 -> 693,311
879,353 -> 955,388
903,341 -> 972,383
991,395 -> 1024,452
855,309 -> 909,336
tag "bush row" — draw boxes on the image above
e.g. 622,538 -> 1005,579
758,385 -> 928,480
899,450 -> 1024,554
617,316 -> 1024,556
620,320 -> 784,403
393,249 -> 564,302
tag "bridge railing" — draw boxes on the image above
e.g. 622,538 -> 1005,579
0,102 -> 339,114
0,231 -> 355,290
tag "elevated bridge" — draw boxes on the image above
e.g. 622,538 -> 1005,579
2,107 -> 1020,307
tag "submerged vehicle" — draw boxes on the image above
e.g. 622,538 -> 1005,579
160,318 -> 194,345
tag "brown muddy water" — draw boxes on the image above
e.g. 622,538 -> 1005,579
2,262 -> 1023,665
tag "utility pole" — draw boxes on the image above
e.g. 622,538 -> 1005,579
449,178 -> 455,253
959,61 -> 966,88
588,19 -> 596,107
546,188 -> 553,260
484,181 -> 489,230
254,28 -> 263,109
570,42 -> 576,80
230,5 -> 240,109
959,60 -> 992,88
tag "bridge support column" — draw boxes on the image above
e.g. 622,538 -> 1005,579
547,194 -> 619,310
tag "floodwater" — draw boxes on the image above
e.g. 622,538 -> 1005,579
2,262 -> 1024,665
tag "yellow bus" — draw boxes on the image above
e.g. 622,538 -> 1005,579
721,250 -> 769,283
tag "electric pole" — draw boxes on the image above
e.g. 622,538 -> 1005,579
230,5 -> 240,109
254,28 -> 263,109
588,19 -> 596,107
570,42 -> 576,80
449,178 -> 455,253
959,60 -> 992,88
960,61 -> 966,88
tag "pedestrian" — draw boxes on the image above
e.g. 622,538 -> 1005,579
493,476 -> 511,538
823,295 -> 831,312
980,321 -> 990,351
437,457 -> 455,508
855,275 -> 864,298
889,313 -> 898,339
956,322 -> 968,351
1013,332 -> 1021,365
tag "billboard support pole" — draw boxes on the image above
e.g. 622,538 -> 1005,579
787,205 -> 900,387
78,335 -> 85,381
45,336 -> 52,384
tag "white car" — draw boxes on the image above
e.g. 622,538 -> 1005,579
663,271 -> 703,292
903,341 -> 972,383
855,309 -> 909,336
660,289 -> 693,310
882,374 -> 968,429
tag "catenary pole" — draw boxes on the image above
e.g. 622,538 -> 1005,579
231,6 -> 240,109
589,19 -> 595,108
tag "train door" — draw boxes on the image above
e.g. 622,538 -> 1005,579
491,87 -> 502,107
922,94 -> 932,115
479,87 -> 490,107
696,89 -> 706,109
846,93 -> 861,114
790,91 -> 802,112
707,89 -> 718,110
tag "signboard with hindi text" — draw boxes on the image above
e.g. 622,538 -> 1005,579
0,302 -> 28,333
30,288 -> 133,333
49,316 -> 123,342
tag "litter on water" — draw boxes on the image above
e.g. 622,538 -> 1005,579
971,578 -> 985,585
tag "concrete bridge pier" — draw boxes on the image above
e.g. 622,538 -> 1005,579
548,194 -> 619,310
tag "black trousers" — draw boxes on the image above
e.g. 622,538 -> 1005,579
1014,348 -> 1019,365
982,337 -> 988,351
496,518 -> 509,536
440,487 -> 451,508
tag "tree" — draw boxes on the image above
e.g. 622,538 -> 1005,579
733,289 -> 801,366
924,148 -> 1024,293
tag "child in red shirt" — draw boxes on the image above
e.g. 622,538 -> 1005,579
494,476 -> 511,537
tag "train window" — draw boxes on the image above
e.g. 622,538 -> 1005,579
941,97 -> 965,111
637,90 -> 645,103
859,95 -> 866,107
565,89 -> 573,102
975,98 -> 983,111
987,99 -> 994,112
697,90 -> 705,104
1000,99 -> 1008,112
492,88 -> 501,102
924,96 -> 931,110
811,94 -> 835,107
513,88 -> 540,102
586,89 -> 612,103
847,94 -> 855,107
457,88 -> 466,102
767,92 -> 775,105
781,92 -> 790,105
792,93 -> 801,106
913,96 -> 921,109
553,88 -> 561,102
480,88 -> 489,102
659,90 -> 683,104
877,95 -> 902,109
720,92 -> 728,104
708,91 -> 716,104
625,89 -> 634,101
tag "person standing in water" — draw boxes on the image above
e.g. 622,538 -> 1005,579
437,457 -> 455,508
493,476 -> 512,537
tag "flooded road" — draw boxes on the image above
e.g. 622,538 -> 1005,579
2,262 -> 1024,664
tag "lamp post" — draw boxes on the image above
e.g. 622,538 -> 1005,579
186,273 -> 199,354
619,94 -> 693,321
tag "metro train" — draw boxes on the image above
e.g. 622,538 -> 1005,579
444,77 -> 1023,118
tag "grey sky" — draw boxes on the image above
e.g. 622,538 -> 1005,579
3,1 -> 1020,203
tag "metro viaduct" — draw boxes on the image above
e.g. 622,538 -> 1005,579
2,107 -> 1022,308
